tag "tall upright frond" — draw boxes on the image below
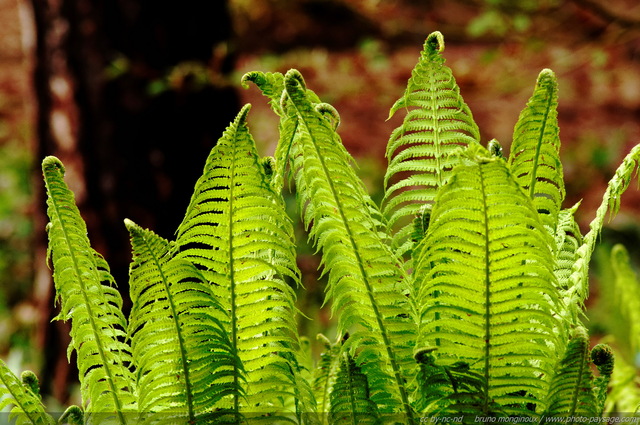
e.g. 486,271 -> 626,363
126,220 -> 241,424
383,31 -> 480,258
542,327 -> 597,419
508,69 -> 564,236
0,361 -> 55,425
283,69 -> 417,422
565,144 -> 640,321
42,157 -> 136,423
173,105 -> 313,422
414,144 -> 560,415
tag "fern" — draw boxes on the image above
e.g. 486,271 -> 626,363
383,31 -> 481,258
281,68 -> 417,422
0,361 -> 54,425
508,69 -> 564,237
126,219 -> 241,424
414,144 -> 561,415
329,353 -> 381,425
172,104 -> 313,422
42,157 -> 137,423
542,327 -> 597,419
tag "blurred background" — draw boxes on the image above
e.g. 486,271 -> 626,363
0,0 -> 639,408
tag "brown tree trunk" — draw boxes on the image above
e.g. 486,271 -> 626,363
31,0 -> 238,402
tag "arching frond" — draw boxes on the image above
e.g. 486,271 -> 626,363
565,144 -> 640,322
172,105 -> 313,422
508,69 -> 564,236
42,156 -> 136,423
126,220 -> 241,424
383,31 -> 480,258
414,144 -> 560,415
283,69 -> 417,422
542,327 -> 597,419
0,361 -> 54,425
329,354 -> 381,425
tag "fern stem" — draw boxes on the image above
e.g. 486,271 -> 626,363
478,164 -> 492,415
227,144 -> 241,417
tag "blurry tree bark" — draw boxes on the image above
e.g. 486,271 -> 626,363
30,0 -> 238,402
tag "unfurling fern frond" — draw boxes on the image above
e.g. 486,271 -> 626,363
42,157 -> 136,424
0,361 -> 54,425
283,69 -> 417,422
592,344 -> 615,416
542,327 -> 597,419
126,220 -> 241,424
414,144 -> 560,415
329,353 -> 381,425
566,144 -> 640,322
172,104 -> 314,422
383,31 -> 480,258
508,69 -> 564,237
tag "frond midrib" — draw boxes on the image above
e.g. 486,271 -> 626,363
478,163 -> 491,414
46,177 -> 127,424
290,97 -> 414,424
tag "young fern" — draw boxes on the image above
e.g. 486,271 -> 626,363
508,69 -> 564,238
42,157 -> 137,424
329,353 -> 381,425
383,31 -> 481,259
0,361 -> 54,425
171,104 -> 314,422
126,220 -> 241,424
413,144 -> 561,415
281,69 -> 417,422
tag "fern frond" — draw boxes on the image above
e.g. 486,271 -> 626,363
173,105 -> 313,422
126,219 -> 242,424
0,361 -> 54,425
414,144 -> 560,415
542,327 -> 597,419
565,144 -> 640,321
311,335 -> 340,421
329,353 -> 381,425
609,244 -> 640,358
508,69 -> 564,236
42,156 -> 136,422
383,31 -> 480,258
283,69 -> 417,421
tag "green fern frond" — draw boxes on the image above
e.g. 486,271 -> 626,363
508,69 -> 564,236
542,327 -> 597,419
173,105 -> 312,421
42,156 -> 136,422
329,353 -> 381,425
126,219 -> 242,424
565,144 -> 640,321
414,144 -> 560,415
283,69 -> 417,421
383,31 -> 480,258
0,360 -> 54,425
609,244 -> 640,357
312,334 -> 341,421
